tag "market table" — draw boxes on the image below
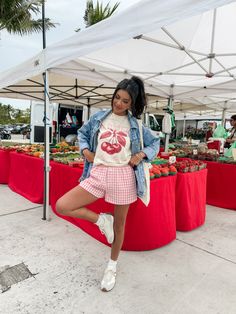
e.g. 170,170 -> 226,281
8,151 -> 44,203
205,161 -> 236,210
0,149 -> 11,184
175,169 -> 207,231
50,161 -> 177,251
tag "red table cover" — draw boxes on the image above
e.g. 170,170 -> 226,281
0,149 -> 11,184
175,169 -> 207,231
8,151 -> 44,204
205,161 -> 236,210
50,161 -> 177,251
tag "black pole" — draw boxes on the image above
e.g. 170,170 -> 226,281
42,0 -> 47,220
42,0 -> 46,49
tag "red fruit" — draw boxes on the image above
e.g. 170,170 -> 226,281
112,143 -> 122,153
101,142 -> 110,151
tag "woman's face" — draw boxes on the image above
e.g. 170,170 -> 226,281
112,89 -> 132,116
230,118 -> 236,127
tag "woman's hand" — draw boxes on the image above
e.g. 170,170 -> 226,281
128,152 -> 146,167
83,149 -> 95,163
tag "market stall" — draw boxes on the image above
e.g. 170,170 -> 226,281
8,151 -> 44,204
205,161 -> 236,210
0,148 -> 11,184
49,161 -> 177,251
162,144 -> 236,210
175,169 -> 208,231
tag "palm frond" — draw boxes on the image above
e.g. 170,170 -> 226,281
83,0 -> 120,28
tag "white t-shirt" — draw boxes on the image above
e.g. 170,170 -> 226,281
93,112 -> 131,166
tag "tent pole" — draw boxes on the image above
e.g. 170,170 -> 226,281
42,70 -> 51,221
183,113 -> 186,138
87,98 -> 91,120
164,97 -> 173,152
221,104 -> 227,126
42,1 -> 50,221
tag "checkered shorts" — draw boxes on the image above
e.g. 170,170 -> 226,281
80,165 -> 137,205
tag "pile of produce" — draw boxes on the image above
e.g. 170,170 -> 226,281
151,157 -> 169,165
173,160 -> 207,173
50,152 -> 83,167
149,164 -> 177,179
14,144 -> 44,157
218,156 -> 236,164
50,141 -> 79,153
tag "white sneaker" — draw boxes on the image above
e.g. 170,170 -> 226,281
98,213 -> 114,244
101,268 -> 116,292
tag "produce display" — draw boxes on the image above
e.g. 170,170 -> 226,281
173,160 -> 207,173
151,157 -> 169,165
50,141 -> 79,153
149,164 -> 177,179
0,141 -> 79,158
51,152 -> 83,167
218,156 -> 236,164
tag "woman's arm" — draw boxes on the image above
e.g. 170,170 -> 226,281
142,125 -> 160,162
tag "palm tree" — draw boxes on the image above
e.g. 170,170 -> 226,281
0,0 -> 56,35
76,0 -> 120,31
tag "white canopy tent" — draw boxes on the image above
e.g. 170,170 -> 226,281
1,0 -> 236,116
1,0 -> 236,218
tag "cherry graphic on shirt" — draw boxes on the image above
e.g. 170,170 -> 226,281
100,128 -> 127,154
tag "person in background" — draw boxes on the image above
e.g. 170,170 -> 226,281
56,76 -> 159,292
225,114 -> 236,148
205,126 -> 213,142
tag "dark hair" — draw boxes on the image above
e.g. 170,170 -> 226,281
230,114 -> 236,121
111,76 -> 147,118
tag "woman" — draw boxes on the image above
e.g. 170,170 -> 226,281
56,76 -> 159,292
225,115 -> 236,148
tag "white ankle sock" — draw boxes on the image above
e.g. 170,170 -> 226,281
95,214 -> 104,227
107,259 -> 117,271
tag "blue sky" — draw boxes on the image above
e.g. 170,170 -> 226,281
0,0 -> 139,109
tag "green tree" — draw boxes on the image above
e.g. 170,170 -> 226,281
0,0 -> 56,35
75,0 -> 119,31
0,103 -> 14,124
0,104 -> 30,124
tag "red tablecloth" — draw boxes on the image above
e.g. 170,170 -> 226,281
8,152 -> 44,204
0,149 -> 11,184
176,157 -> 236,210
175,169 -> 207,231
50,161 -> 177,251
205,161 -> 236,210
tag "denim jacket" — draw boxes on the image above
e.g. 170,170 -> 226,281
78,109 -> 160,197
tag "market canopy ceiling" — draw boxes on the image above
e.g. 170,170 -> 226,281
0,0 -> 236,118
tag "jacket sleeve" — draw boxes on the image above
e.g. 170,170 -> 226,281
77,118 -> 93,155
142,125 -> 160,162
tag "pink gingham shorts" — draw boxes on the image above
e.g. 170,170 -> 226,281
80,165 -> 137,205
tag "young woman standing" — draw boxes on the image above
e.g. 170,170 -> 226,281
56,76 -> 159,292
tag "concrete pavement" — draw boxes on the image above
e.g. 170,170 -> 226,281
0,184 -> 236,314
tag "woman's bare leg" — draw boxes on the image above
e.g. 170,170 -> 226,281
56,185 -> 99,223
111,204 -> 130,261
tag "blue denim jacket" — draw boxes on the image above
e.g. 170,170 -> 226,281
78,109 -> 160,197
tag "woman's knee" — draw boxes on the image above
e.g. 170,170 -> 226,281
55,198 -> 67,215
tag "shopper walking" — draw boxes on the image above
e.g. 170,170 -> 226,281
225,114 -> 236,148
56,76 -> 159,292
